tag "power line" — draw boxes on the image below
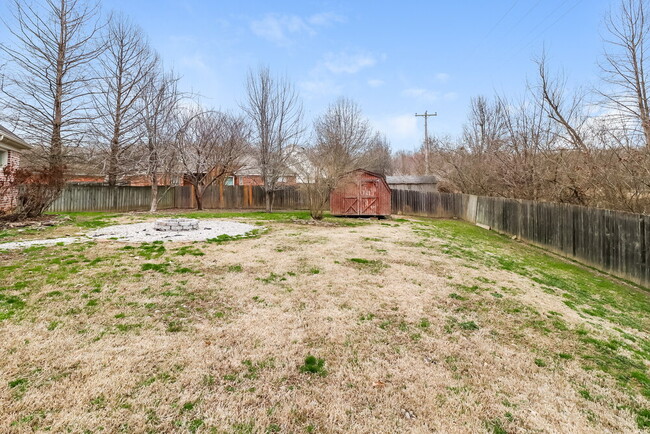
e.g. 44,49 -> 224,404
484,0 -> 522,39
508,0 -> 545,32
471,0 -> 521,56
515,0 -> 585,57
524,0 -> 571,38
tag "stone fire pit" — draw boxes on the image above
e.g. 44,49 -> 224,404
154,218 -> 199,232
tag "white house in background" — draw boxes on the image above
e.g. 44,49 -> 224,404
0,124 -> 31,211
224,153 -> 302,187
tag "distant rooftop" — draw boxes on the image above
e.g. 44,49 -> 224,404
386,175 -> 438,184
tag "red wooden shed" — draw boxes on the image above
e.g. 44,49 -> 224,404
330,169 -> 391,217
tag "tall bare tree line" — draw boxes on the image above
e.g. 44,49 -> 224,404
394,0 -> 650,214
0,0 -> 394,217
0,0 -> 104,179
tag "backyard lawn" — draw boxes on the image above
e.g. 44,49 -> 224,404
1,211 -> 649,432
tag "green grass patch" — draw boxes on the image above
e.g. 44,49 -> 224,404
0,294 -> 26,321
141,263 -> 170,274
206,230 -> 262,244
121,241 -> 166,259
299,355 -> 327,376
174,246 -> 204,256
347,258 -> 385,273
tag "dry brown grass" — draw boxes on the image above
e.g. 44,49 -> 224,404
0,214 -> 648,433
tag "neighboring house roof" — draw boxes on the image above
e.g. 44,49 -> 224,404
386,175 -> 438,185
0,124 -> 31,151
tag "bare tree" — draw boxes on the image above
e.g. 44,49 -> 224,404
0,0 -> 104,180
362,133 -> 392,175
139,65 -> 182,212
442,96 -> 507,196
303,97 -> 389,218
242,66 -> 304,212
534,55 -> 597,205
176,110 -> 248,210
601,0 -> 650,148
494,94 -> 552,200
93,14 -> 156,186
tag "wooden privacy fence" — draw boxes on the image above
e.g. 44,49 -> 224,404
48,184 -> 309,213
48,185 -> 176,212
48,185 -> 648,287
392,190 -> 649,288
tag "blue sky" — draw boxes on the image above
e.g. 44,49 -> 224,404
2,0 -> 614,151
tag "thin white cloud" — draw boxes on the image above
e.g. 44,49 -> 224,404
299,79 -> 342,96
169,35 -> 196,45
367,79 -> 385,88
443,92 -> 458,101
250,14 -> 310,45
179,53 -> 210,73
371,114 -> 420,147
323,51 -> 379,74
307,12 -> 345,27
250,12 -> 344,46
401,87 -> 440,101
435,72 -> 450,83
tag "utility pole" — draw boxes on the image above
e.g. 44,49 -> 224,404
415,111 -> 437,175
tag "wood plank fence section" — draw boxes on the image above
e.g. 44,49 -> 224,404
48,185 -> 175,212
393,190 -> 649,288
391,189 -> 470,219
48,185 -> 309,213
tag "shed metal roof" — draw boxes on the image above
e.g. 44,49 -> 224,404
386,175 -> 438,184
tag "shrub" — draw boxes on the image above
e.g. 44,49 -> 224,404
1,165 -> 65,219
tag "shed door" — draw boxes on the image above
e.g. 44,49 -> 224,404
343,197 -> 359,214
359,180 -> 378,215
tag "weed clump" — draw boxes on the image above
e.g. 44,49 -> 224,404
206,230 -> 261,244
141,263 -> 169,274
637,408 -> 650,429
121,241 -> 166,259
459,321 -> 479,331
174,246 -> 204,256
347,258 -> 385,273
299,355 -> 327,376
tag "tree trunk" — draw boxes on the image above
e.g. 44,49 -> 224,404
195,184 -> 204,211
50,5 -> 66,183
108,111 -> 121,186
150,174 -> 158,212
148,135 -> 158,212
265,190 -> 271,213
108,142 -> 119,186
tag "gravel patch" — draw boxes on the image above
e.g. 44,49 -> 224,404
0,220 -> 261,250
87,219 -> 259,243
0,237 -> 80,250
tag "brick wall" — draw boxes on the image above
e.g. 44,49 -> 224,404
0,149 -> 21,211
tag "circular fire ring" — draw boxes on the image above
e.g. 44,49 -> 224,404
154,218 -> 199,232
